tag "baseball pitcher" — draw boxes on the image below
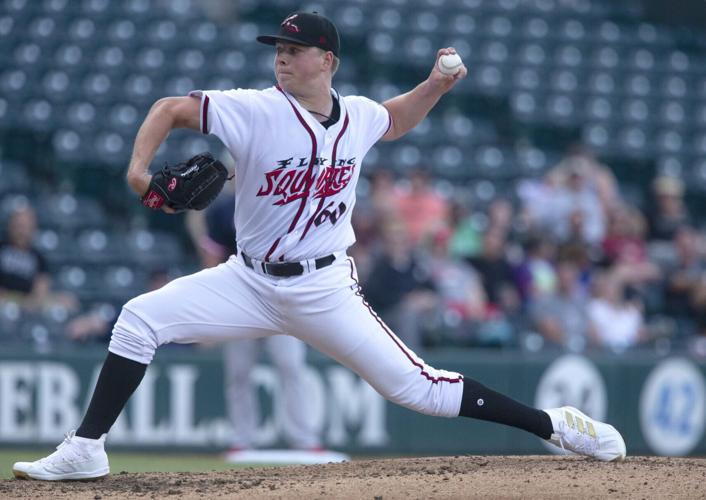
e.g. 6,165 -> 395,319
14,11 -> 625,481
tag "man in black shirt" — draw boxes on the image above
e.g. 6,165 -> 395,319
0,205 -> 50,309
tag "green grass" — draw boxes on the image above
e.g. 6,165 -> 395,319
0,449 -> 258,479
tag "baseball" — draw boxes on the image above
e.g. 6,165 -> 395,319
438,53 -> 463,75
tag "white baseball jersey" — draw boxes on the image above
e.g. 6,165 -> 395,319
189,86 -> 390,262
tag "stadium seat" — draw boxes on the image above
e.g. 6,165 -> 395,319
654,129 -> 685,155
124,229 -> 184,268
0,159 -> 30,195
624,73 -> 653,97
512,67 -> 541,92
67,17 -> 99,45
36,228 -> 76,266
20,98 -> 55,131
53,128 -> 86,161
0,300 -> 23,342
659,101 -> 687,128
36,193 -> 107,232
660,75 -> 688,99
103,265 -> 147,300
587,71 -> 618,95
82,72 -> 114,104
621,98 -> 651,124
517,42 -> 548,66
548,69 -> 580,93
591,46 -> 621,70
333,4 -> 367,36
616,126 -> 652,158
446,12 -> 478,37
105,18 -> 140,46
94,131 -> 129,164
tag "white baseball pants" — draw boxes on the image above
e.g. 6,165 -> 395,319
109,255 -> 464,418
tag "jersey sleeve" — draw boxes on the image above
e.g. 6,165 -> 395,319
188,89 -> 254,157
346,96 -> 392,152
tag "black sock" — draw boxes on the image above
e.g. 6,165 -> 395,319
459,376 -> 553,440
76,352 -> 147,439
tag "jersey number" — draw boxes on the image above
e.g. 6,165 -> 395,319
314,201 -> 347,227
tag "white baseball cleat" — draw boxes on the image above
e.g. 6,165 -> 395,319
12,431 -> 109,481
543,406 -> 627,462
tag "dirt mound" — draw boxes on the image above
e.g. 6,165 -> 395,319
2,455 -> 704,499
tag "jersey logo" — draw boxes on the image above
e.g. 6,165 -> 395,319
256,156 -> 356,206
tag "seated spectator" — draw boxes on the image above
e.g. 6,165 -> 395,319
587,271 -> 646,352
363,219 -> 438,351
549,165 -> 606,246
646,175 -> 691,242
427,227 -> 486,324
529,259 -> 593,351
519,164 -> 606,247
487,198 -> 514,237
466,228 -> 521,315
547,144 -> 621,216
392,167 -> 450,246
514,234 -> 557,305
602,205 -> 661,288
446,199 -> 482,259
349,202 -> 381,285
662,227 -> 706,335
368,168 -> 397,219
0,204 -> 77,313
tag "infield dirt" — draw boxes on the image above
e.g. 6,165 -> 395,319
2,455 -> 704,499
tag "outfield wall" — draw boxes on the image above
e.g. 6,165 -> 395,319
0,347 -> 704,456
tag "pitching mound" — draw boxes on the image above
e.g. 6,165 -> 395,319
2,455 -> 704,499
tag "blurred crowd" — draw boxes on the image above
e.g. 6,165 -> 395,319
349,145 -> 706,356
3,145 -> 706,357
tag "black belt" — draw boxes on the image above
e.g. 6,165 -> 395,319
240,251 -> 336,277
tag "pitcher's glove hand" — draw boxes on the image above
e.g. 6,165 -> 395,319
141,152 -> 230,212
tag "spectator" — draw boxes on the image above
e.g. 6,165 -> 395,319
549,165 -> 606,246
427,227 -> 486,326
587,271 -> 646,352
645,175 -> 691,241
602,205 -> 661,289
368,168 -> 397,219
466,228 -> 520,315
0,204 -> 77,313
349,201 -> 381,284
364,219 -> 438,351
446,198 -> 482,259
514,234 -> 557,305
487,198 -> 514,236
392,167 -> 450,246
662,226 -> 706,334
518,163 -> 606,246
529,259 -> 593,351
547,144 -> 621,216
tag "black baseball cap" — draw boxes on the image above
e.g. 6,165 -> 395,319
257,12 -> 340,57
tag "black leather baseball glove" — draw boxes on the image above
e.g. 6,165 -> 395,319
141,152 -> 230,212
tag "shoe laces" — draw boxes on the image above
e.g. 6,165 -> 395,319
39,431 -> 88,465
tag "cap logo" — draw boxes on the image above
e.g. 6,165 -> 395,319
319,36 -> 327,44
282,14 -> 300,33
